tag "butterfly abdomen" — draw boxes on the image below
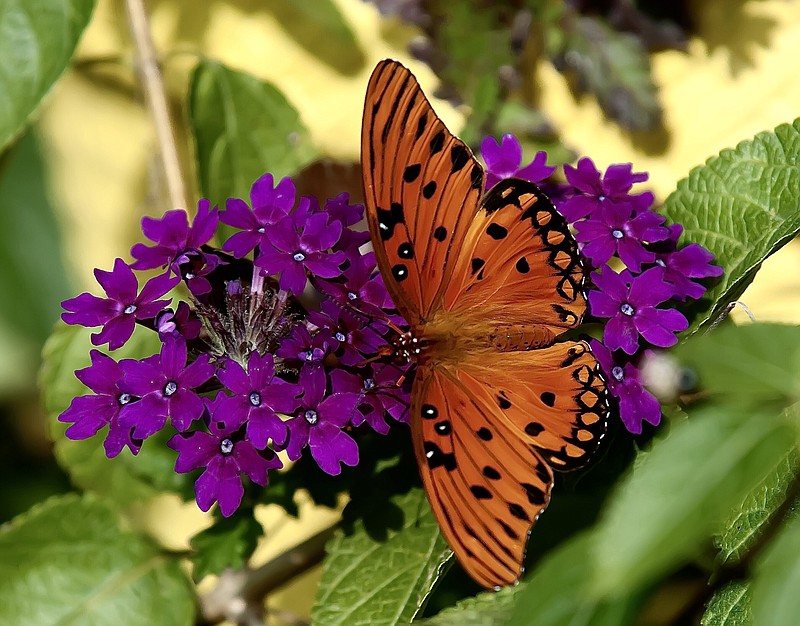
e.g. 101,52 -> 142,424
486,324 -> 556,352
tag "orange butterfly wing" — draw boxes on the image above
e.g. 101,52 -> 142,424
411,364 -> 554,589
443,179 -> 587,345
361,60 -> 610,588
362,59 -> 484,324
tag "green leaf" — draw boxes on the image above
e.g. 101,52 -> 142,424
0,0 -> 95,151
591,406 -> 798,598
676,323 -> 800,405
40,323 -> 189,503
661,119 -> 800,335
263,0 -> 364,75
189,61 -> 318,208
191,514 -> 263,581
312,488 -> 451,626
557,15 -> 661,131
0,494 -> 195,625
0,128 -> 70,395
509,533 -> 640,626
750,515 -> 800,626
716,447 -> 800,563
702,581 -> 752,626
417,586 -> 520,626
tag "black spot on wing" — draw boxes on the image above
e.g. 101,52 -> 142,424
430,131 -> 445,154
450,145 -> 469,172
377,202 -> 405,241
508,503 -> 530,521
471,258 -> 485,274
477,427 -> 493,441
522,483 -> 546,506
421,404 -> 438,419
470,485 -> 492,500
540,392 -> 556,407
415,113 -> 428,139
422,181 -> 437,199
392,264 -> 408,282
516,257 -> 530,274
483,466 -> 501,480
403,164 -> 421,182
487,223 -> 508,240
525,422 -> 544,436
434,226 -> 447,241
397,243 -> 414,259
424,441 -> 456,471
435,420 -> 451,435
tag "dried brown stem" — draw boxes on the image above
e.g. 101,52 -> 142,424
124,0 -> 189,211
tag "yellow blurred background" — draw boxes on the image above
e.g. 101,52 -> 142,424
15,0 -> 800,621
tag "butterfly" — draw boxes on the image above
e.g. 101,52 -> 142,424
360,59 -> 610,589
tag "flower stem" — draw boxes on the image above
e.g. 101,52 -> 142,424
199,524 -> 336,624
124,0 -> 190,212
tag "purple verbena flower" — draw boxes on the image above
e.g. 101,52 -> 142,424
168,393 -> 282,517
591,340 -> 661,434
131,200 -> 220,295
315,250 -> 392,315
58,350 -> 142,457
256,212 -> 346,295
588,267 -> 688,355
284,366 -> 359,475
330,363 -> 409,434
308,300 -> 387,366
560,158 -> 654,222
217,353 -> 301,449
221,174 -> 297,258
324,192 -> 365,228
156,301 -> 202,340
653,225 -> 724,300
276,324 -> 337,364
480,134 -> 556,190
61,258 -> 178,350
575,204 -> 669,271
118,336 -> 215,439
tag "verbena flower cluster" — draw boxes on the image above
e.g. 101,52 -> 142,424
59,134 -> 721,517
481,135 -> 722,434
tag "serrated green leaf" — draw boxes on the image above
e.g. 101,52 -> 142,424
661,119 -> 800,335
0,494 -> 195,625
417,585 -> 520,626
191,514 -> 263,581
557,15 -> 661,131
312,488 -> 450,626
189,61 -> 318,209
591,406 -> 798,598
750,515 -> 800,626
509,533 -> 640,626
263,0 -> 364,74
0,0 -> 95,151
40,323 -> 189,503
702,581 -> 752,626
717,447 -> 800,563
676,323 -> 800,404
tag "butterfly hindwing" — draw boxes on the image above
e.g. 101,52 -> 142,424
443,179 -> 586,343
412,365 -> 554,588
456,341 -> 609,472
362,60 -> 484,324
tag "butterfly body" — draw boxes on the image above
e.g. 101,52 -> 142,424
362,59 -> 610,588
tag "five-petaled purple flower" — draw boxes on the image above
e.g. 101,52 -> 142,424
168,394 -> 282,517
131,200 -> 220,295
61,258 -> 178,350
257,212 -> 346,295
590,340 -> 661,434
575,204 -> 669,272
589,267 -> 689,355
654,225 -> 724,300
330,364 -> 409,434
284,366 -> 360,475
217,353 -> 301,449
480,134 -> 556,190
560,158 -> 654,222
118,336 -> 215,439
221,174 -> 297,258
59,350 -> 142,457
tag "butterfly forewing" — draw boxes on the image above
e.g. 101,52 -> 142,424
412,365 -> 554,588
443,179 -> 587,343
362,60 -> 484,324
